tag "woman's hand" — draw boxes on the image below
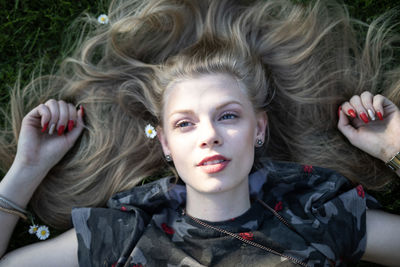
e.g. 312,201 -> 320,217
14,99 -> 85,174
0,101 -> 84,257
338,91 -> 400,162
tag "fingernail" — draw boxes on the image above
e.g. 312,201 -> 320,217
58,125 -> 65,136
338,106 -> 342,118
367,109 -> 376,121
68,120 -> 74,131
377,111 -> 383,120
41,122 -> 49,133
360,113 -> 369,123
348,109 -> 357,118
80,105 -> 84,117
49,124 -> 56,135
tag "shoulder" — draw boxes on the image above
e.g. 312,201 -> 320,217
251,159 -> 378,207
257,160 -> 351,189
70,179 -> 167,267
71,206 -> 149,267
70,176 -> 186,267
251,160 -> 377,264
252,160 -> 377,220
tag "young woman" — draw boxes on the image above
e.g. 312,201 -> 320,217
1,0 -> 400,266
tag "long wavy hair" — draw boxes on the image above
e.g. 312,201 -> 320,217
1,0 -> 399,228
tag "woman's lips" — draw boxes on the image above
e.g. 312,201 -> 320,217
197,155 -> 230,174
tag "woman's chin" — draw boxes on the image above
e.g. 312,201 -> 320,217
186,176 -> 248,195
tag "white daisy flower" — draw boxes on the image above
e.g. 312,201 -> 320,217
97,14 -> 109,24
28,224 -> 39,234
145,124 -> 157,139
36,225 -> 50,240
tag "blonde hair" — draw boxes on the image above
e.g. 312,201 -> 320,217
1,0 -> 399,228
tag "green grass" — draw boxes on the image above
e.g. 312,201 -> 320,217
1,0 -> 400,265
0,0 -> 108,106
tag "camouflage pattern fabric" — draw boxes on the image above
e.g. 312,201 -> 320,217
72,160 -> 379,267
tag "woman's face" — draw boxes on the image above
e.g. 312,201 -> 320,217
158,73 -> 267,194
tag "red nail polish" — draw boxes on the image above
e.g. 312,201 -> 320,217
348,109 -> 357,118
80,105 -> 84,117
68,120 -> 74,131
338,106 -> 342,118
377,111 -> 383,120
58,125 -> 65,136
360,113 -> 369,123
41,122 -> 49,133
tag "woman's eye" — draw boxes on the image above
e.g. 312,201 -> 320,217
219,113 -> 237,120
176,121 -> 192,128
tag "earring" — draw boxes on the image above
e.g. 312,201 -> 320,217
165,155 -> 172,162
256,139 -> 264,147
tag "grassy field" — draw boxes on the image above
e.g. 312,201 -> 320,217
1,0 -> 400,265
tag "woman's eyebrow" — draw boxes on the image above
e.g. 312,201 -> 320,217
169,109 -> 195,118
169,100 -> 243,118
215,100 -> 243,110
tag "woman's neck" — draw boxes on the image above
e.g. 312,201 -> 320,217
185,178 -> 251,222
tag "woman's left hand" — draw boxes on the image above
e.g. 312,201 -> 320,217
338,91 -> 400,162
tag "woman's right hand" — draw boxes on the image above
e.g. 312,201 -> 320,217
0,100 -> 84,258
14,99 -> 85,175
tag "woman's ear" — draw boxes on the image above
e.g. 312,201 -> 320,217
255,111 -> 268,142
157,126 -> 171,156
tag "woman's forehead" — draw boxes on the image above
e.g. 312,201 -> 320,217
163,73 -> 250,113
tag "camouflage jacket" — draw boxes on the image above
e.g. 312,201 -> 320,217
72,161 -> 379,267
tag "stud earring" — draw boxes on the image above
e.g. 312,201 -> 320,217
165,155 -> 172,162
256,139 -> 264,147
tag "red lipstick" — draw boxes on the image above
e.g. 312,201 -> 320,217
197,155 -> 230,174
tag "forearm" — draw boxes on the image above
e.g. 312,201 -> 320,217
362,210 -> 400,266
0,162 -> 48,257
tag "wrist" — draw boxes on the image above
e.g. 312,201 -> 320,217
385,151 -> 400,168
382,151 -> 400,178
378,143 -> 400,162
10,157 -> 51,178
0,162 -> 49,208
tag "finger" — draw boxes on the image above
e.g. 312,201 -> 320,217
36,104 -> 51,132
337,106 -> 360,147
57,100 -> 69,136
65,105 -> 85,143
341,101 -> 357,119
67,103 -> 77,132
349,95 -> 369,124
23,104 -> 51,132
360,91 -> 376,121
44,99 -> 59,135
372,94 -> 386,121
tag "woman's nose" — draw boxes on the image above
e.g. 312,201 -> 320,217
198,120 -> 223,148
